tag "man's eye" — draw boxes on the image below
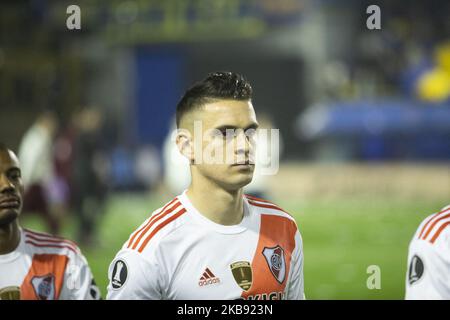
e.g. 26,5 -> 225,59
219,130 -> 236,138
214,130 -> 227,138
9,172 -> 21,180
245,129 -> 257,137
226,131 -> 236,138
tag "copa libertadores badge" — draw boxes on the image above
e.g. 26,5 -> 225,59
408,255 -> 424,285
263,245 -> 286,284
111,259 -> 128,290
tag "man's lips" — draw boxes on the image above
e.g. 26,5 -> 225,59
0,197 -> 21,209
232,161 -> 255,166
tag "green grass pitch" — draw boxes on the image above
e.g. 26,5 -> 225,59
21,193 -> 447,299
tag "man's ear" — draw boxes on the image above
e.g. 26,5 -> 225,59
176,129 -> 194,163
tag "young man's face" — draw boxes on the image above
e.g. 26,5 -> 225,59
0,149 -> 23,226
180,99 -> 259,191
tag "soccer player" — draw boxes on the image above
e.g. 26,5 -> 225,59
107,72 -> 304,300
405,204 -> 450,299
0,145 -> 100,300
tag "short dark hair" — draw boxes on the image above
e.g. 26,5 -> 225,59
176,71 -> 253,127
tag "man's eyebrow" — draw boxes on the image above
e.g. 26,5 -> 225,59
215,123 -> 259,131
245,123 -> 259,131
215,125 -> 238,131
6,167 -> 20,174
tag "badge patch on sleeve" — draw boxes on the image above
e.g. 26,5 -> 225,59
408,255 -> 424,285
111,259 -> 128,290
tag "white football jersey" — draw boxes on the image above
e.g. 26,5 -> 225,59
405,205 -> 450,299
0,228 -> 100,300
107,191 -> 304,300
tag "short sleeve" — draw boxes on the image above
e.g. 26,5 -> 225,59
106,249 -> 163,300
286,230 -> 305,300
59,251 -> 101,300
405,239 -> 450,299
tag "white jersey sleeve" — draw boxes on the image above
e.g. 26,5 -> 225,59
286,230 -> 305,300
107,249 -> 163,300
405,205 -> 450,300
59,251 -> 101,300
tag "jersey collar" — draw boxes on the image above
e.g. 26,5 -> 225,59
178,190 -> 251,235
0,228 -> 25,263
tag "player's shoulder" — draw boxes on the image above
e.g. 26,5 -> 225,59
22,228 -> 82,257
123,196 -> 189,256
412,204 -> 450,247
244,194 -> 297,224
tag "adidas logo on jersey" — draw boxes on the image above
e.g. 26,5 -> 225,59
198,268 -> 220,287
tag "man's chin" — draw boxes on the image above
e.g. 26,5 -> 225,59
224,173 -> 254,191
0,210 -> 19,227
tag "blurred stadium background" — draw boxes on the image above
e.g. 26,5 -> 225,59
1,0 -> 449,299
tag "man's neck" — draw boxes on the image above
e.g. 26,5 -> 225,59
187,177 -> 244,226
0,220 -> 20,255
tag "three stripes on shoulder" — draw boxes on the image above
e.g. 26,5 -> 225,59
417,206 -> 450,244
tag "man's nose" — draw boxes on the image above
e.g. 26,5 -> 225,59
235,130 -> 251,155
0,174 -> 14,193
